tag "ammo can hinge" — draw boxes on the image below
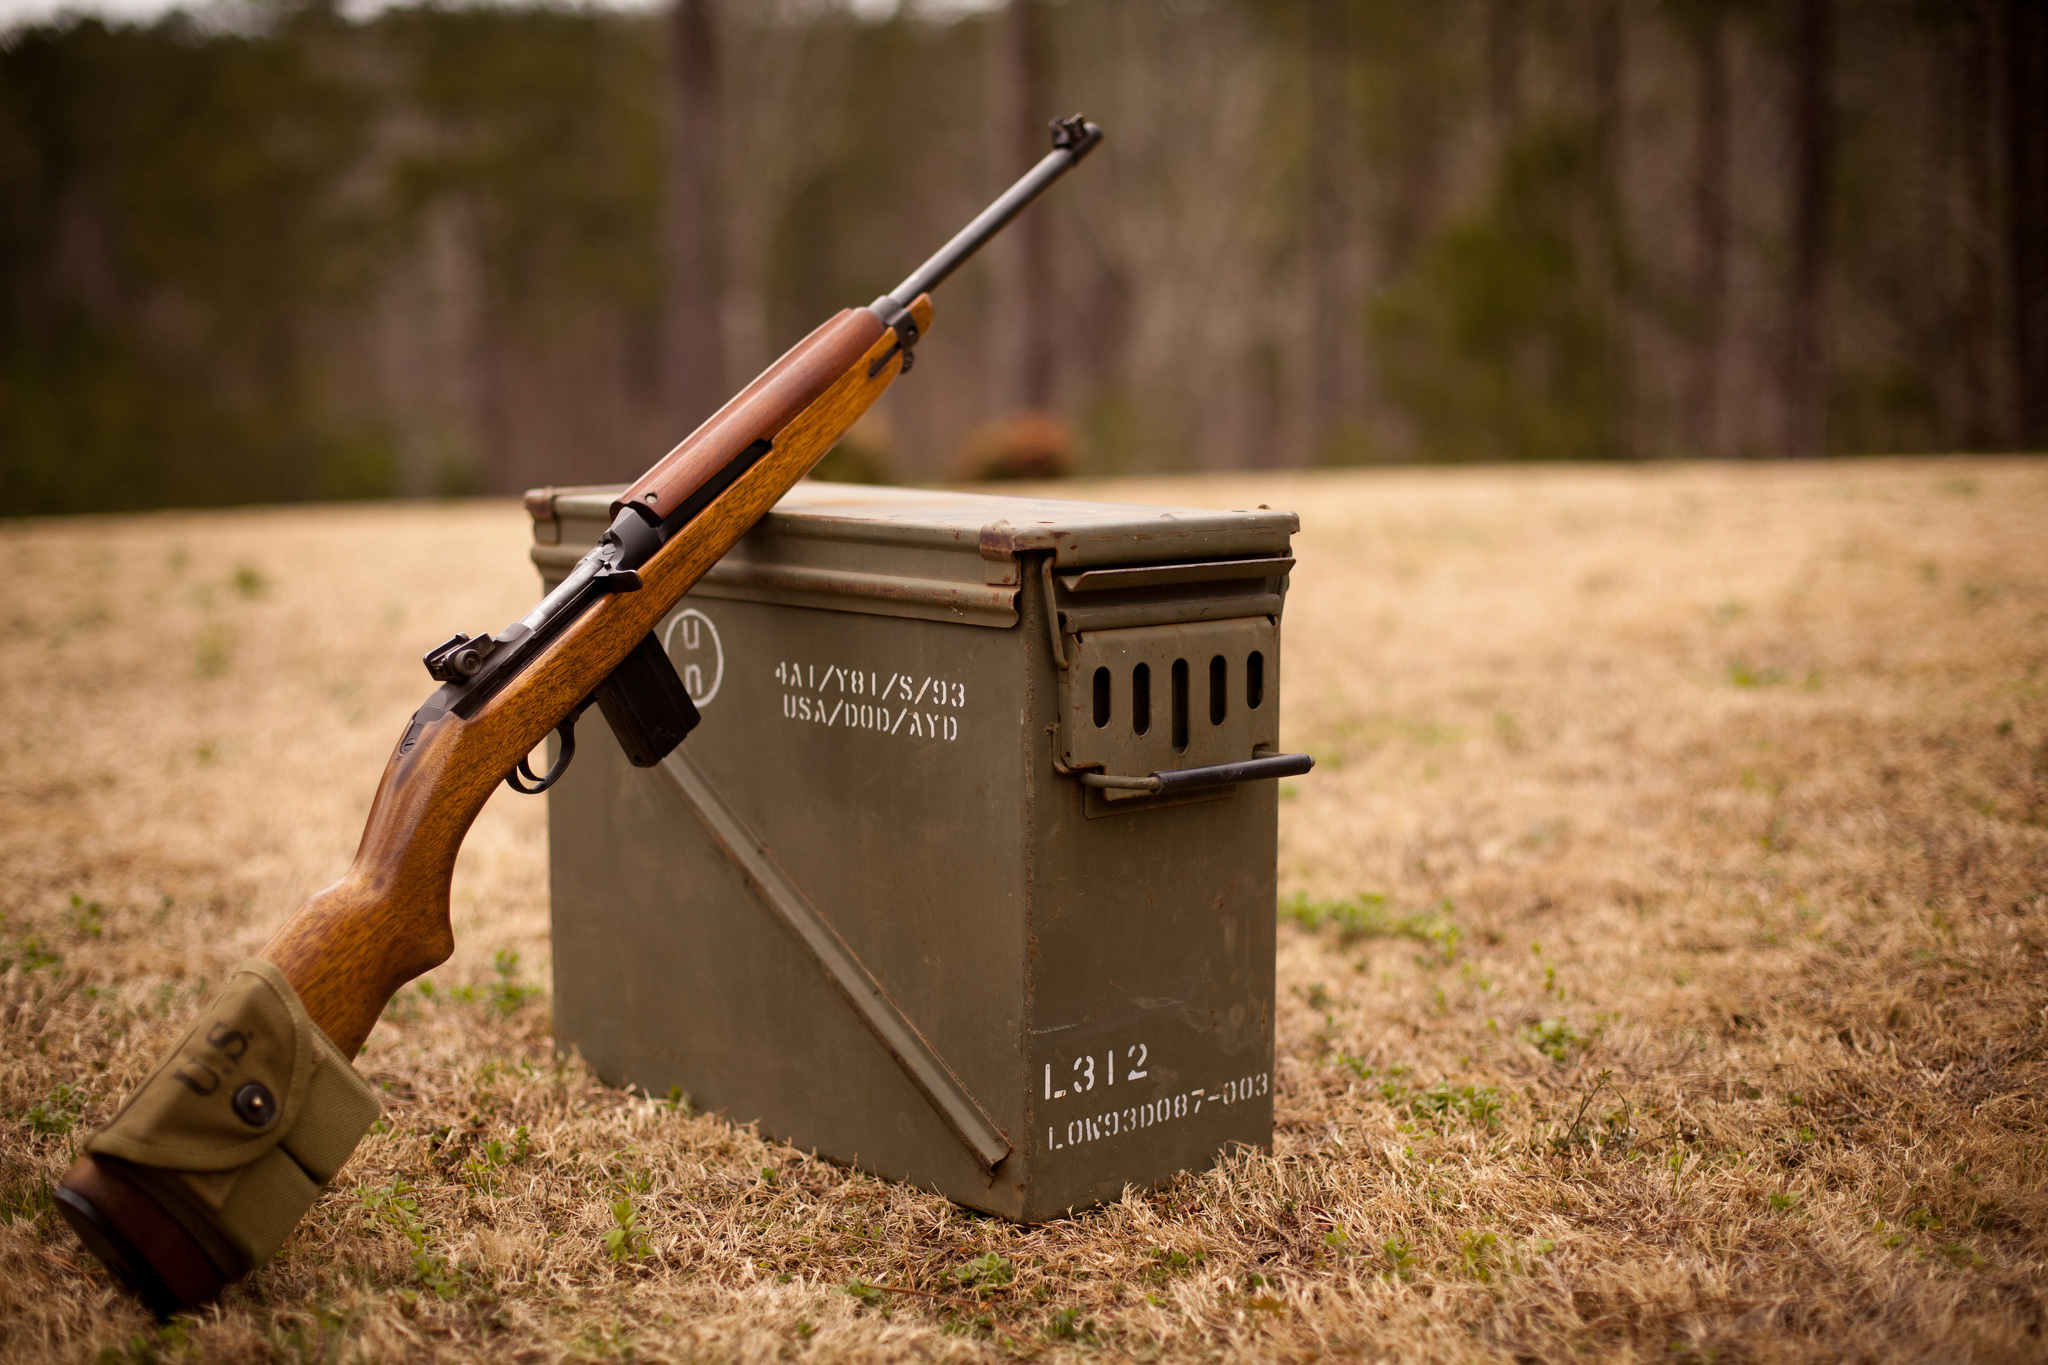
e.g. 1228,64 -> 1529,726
1039,556 -> 1071,670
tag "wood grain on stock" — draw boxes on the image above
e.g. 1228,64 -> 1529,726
616,308 -> 885,519
262,298 -> 926,1058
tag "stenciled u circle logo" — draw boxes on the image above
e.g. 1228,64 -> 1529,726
661,608 -> 725,706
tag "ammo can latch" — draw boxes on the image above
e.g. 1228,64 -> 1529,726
1042,555 -> 1312,801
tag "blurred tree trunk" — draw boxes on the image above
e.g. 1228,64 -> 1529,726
448,195 -> 514,495
1590,0 -> 1624,257
2007,0 -> 2048,448
992,0 -> 1055,415
1487,0 -> 1523,144
1953,0 -> 2003,448
1306,0 -> 1358,464
1688,2 -> 1731,457
1589,0 -> 1630,457
1784,0 -> 1833,457
663,0 -> 726,438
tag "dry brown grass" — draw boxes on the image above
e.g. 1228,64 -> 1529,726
2,458 -> 2044,1364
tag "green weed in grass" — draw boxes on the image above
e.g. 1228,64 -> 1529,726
1381,1237 -> 1417,1279
22,1082 -> 87,1137
412,952 -> 543,1015
0,1175 -> 52,1226
1523,1017 -> 1584,1062
1458,1230 -> 1500,1282
1404,1082 -> 1505,1129
65,895 -> 104,938
1728,657 -> 1788,688
1336,1058 -> 1504,1131
953,1252 -> 1014,1288
1146,1246 -> 1205,1280
1280,892 -> 1462,961
358,1182 -> 462,1297
194,622 -> 235,678
489,949 -> 542,1014
2,927 -> 61,975
461,1126 -> 531,1189
605,1198 -> 649,1262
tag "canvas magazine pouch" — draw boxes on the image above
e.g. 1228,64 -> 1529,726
87,958 -> 381,1274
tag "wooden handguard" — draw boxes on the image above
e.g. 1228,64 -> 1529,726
614,309 -> 885,523
58,297 -> 929,1316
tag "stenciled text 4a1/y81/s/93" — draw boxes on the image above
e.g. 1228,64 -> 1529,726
774,656 -> 969,742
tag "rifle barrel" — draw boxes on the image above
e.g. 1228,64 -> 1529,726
877,117 -> 1102,312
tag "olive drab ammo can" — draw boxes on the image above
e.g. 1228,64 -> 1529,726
525,482 -> 1304,1220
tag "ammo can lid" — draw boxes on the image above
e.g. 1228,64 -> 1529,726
528,482 -> 1298,629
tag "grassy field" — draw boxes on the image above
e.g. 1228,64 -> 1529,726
1,458 -> 2044,1363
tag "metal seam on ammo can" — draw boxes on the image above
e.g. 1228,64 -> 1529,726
653,747 -> 1013,1172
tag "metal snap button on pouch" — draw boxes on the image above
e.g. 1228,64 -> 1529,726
232,1081 -> 277,1129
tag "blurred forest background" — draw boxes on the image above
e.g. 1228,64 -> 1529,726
4,0 -> 2047,513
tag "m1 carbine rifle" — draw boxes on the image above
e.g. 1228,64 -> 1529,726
56,115 -> 1104,1316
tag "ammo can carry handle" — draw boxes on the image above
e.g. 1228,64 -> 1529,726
1075,751 -> 1314,794
57,115 -> 1105,1319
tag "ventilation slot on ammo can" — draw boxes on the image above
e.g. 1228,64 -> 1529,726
525,481 -> 1306,1220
